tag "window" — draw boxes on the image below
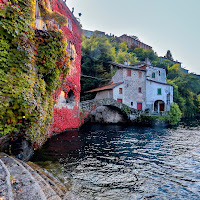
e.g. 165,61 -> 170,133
167,93 -> 170,105
67,40 -> 71,54
67,41 -> 75,59
158,88 -> 162,95
131,102 -> 133,106
67,18 -> 72,31
35,0 -> 39,18
138,71 -> 142,78
119,88 -> 122,94
138,87 -> 142,93
127,69 -> 131,76
152,72 -> 155,78
117,99 -> 122,103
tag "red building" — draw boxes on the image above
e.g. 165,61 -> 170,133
50,1 -> 82,132
35,0 -> 82,133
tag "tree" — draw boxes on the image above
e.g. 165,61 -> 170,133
165,50 -> 173,61
168,103 -> 182,125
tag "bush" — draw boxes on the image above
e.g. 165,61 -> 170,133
160,103 -> 182,125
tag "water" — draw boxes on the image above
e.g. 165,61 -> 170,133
33,119 -> 200,200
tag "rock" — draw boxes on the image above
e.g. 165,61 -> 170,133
0,153 -> 69,200
89,106 -> 126,124
0,134 -> 34,162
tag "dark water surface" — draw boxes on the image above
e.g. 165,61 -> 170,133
33,119 -> 200,200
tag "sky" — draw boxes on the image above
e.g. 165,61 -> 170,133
67,0 -> 200,74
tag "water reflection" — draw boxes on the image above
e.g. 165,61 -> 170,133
34,120 -> 200,200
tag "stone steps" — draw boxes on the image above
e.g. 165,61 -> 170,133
18,161 -> 65,199
0,153 -> 65,200
0,159 -> 13,200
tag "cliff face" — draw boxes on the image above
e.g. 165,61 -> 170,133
0,0 -> 81,148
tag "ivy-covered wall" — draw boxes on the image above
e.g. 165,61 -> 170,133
0,0 -> 81,148
50,0 -> 82,132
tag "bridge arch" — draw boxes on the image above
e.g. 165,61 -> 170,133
80,98 -> 143,125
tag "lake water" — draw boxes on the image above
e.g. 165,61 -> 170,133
33,119 -> 200,200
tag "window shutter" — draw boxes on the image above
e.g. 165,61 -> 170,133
158,88 -> 161,95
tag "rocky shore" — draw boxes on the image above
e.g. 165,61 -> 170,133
0,153 -> 78,200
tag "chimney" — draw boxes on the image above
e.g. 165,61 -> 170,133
124,60 -> 128,65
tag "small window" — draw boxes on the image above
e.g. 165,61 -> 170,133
127,69 -> 131,76
138,87 -> 142,93
158,88 -> 162,95
131,102 -> 133,106
119,88 -> 122,94
167,93 -> 170,105
67,40 -> 71,54
35,0 -> 39,18
152,72 -> 155,78
159,71 -> 161,76
138,71 -> 142,78
67,18 -> 72,31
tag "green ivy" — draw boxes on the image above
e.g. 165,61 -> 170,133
0,0 -> 69,147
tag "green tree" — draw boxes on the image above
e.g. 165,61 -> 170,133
165,50 -> 173,61
168,103 -> 182,125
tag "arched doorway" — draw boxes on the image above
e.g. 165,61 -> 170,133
154,100 -> 165,113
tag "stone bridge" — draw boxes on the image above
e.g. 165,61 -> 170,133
80,98 -> 143,123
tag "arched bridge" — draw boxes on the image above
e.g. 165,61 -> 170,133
80,98 -> 143,123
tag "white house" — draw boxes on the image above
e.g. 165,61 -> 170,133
87,59 -> 173,113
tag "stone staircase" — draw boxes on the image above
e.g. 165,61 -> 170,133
0,153 -> 68,200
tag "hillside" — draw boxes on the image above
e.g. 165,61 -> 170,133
81,33 -> 200,117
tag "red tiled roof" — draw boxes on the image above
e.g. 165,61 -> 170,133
86,82 -> 123,93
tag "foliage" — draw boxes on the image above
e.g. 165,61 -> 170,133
0,0 -> 69,147
81,31 -> 200,118
121,106 -> 132,115
81,35 -> 137,100
167,64 -> 200,117
130,47 -> 158,62
38,0 -> 67,26
165,50 -> 173,61
160,103 -> 182,125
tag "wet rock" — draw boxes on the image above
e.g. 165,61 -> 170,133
0,134 -> 34,162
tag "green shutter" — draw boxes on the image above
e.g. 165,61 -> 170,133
152,73 -> 155,78
158,88 -> 161,95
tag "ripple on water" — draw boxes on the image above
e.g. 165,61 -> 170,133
34,121 -> 200,200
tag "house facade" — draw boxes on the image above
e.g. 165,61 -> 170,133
118,34 -> 152,50
87,60 -> 173,113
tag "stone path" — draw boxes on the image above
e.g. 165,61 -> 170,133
0,153 -> 68,200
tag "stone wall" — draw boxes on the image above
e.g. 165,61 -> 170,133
80,98 -> 143,124
122,69 -> 146,110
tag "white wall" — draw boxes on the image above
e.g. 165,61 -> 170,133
113,84 -> 124,101
146,80 -> 173,112
146,66 -> 166,83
